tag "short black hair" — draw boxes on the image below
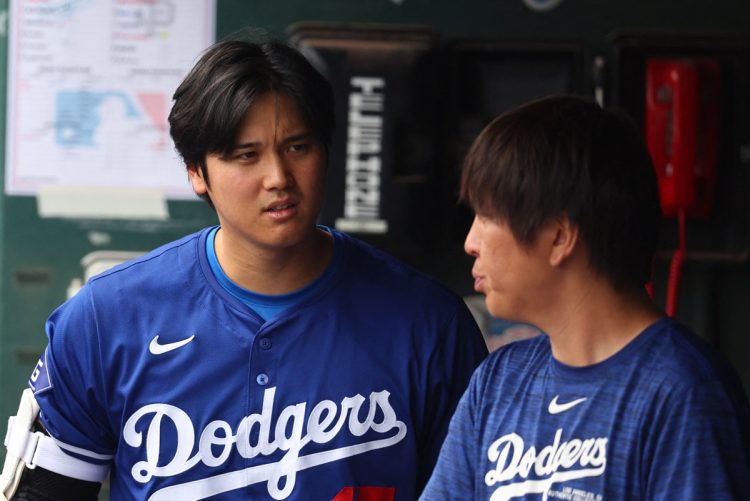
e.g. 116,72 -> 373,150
168,38 -> 335,204
460,95 -> 661,291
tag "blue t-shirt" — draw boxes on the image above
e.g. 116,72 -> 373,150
420,317 -> 750,500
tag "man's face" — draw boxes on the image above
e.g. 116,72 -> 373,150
464,214 -> 553,322
188,91 -> 326,253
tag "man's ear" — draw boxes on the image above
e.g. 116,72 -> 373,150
549,216 -> 579,267
187,164 -> 208,195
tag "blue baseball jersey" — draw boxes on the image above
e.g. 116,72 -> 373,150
30,227 -> 487,500
420,317 -> 750,500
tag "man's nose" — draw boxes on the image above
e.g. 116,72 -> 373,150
263,153 -> 294,190
464,216 -> 481,257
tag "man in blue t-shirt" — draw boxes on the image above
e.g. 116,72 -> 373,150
420,95 -> 750,500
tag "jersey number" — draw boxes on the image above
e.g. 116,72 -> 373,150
332,486 -> 396,501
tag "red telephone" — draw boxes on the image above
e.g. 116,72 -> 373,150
644,57 -> 721,316
645,58 -> 721,218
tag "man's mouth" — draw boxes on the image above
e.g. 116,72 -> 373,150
265,203 -> 295,212
264,199 -> 297,212
472,268 -> 485,293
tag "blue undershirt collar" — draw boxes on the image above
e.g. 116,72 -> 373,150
205,226 -> 340,321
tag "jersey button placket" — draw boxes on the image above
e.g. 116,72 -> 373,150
254,333 -> 273,387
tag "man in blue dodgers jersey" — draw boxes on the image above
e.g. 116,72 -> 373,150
0,38 -> 487,500
420,95 -> 750,500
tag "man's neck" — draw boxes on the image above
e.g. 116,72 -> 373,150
541,274 -> 664,367
213,227 -> 334,295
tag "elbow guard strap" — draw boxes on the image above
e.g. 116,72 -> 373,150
1,389 -> 109,500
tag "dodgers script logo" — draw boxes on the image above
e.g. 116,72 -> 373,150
484,428 -> 607,501
123,387 -> 407,500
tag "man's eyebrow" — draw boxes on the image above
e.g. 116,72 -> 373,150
281,132 -> 313,144
230,132 -> 312,151
231,141 -> 260,151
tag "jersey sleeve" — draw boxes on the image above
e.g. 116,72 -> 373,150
419,362 -> 483,501
29,285 -> 116,472
417,301 -> 487,493
645,374 -> 750,500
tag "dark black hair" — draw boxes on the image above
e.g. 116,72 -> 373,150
460,94 -> 661,291
168,38 -> 335,204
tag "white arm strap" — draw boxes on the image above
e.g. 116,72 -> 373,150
1,389 -> 109,500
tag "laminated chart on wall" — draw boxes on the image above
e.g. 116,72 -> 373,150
5,0 -> 216,200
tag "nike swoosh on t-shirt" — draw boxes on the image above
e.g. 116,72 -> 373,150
548,395 -> 587,414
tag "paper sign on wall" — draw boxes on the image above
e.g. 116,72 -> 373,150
5,0 -> 216,200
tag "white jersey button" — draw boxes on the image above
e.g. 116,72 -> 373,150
256,373 -> 269,386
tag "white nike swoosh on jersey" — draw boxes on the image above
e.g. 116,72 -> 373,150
548,395 -> 587,414
149,335 -> 195,355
